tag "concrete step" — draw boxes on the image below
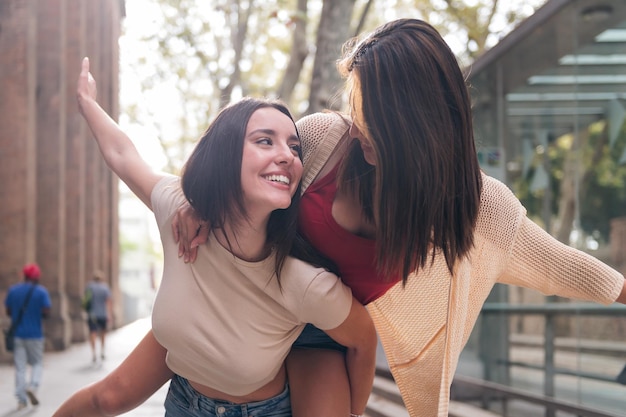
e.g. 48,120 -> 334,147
367,374 -> 409,417
369,372 -> 503,417
448,401 -> 502,417
367,391 -> 410,417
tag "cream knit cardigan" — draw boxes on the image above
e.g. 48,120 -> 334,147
297,112 -> 625,417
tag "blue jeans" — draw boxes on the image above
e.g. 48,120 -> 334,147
164,374 -> 291,417
13,338 -> 44,404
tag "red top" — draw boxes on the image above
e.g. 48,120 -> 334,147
298,163 -> 400,304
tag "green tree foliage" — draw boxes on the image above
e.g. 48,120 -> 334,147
515,121 -> 626,245
121,0 -> 544,172
387,0 -> 545,65
123,0 -> 312,172
582,134 -> 626,241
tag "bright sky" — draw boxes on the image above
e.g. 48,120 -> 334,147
116,0 -> 167,247
119,0 -> 169,172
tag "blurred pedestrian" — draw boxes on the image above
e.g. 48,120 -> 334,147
50,57 -> 376,417
84,269 -> 112,363
4,263 -> 51,410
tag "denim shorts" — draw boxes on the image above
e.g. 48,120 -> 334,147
164,374 -> 291,417
87,316 -> 107,331
292,323 -> 347,353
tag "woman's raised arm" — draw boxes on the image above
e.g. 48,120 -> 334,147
76,57 -> 162,209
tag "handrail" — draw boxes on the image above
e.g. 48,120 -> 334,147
452,375 -> 620,417
481,302 -> 626,315
479,302 -> 626,417
497,359 -> 621,383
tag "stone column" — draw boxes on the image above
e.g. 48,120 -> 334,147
0,0 -> 123,360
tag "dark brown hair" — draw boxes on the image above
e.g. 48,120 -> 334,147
181,97 -> 302,280
337,18 -> 483,282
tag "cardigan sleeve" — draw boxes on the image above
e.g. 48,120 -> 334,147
477,174 -> 624,304
499,215 -> 624,305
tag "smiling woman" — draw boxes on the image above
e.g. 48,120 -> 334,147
239,113 -> 302,218
191,106 -> 304,231
51,57 -> 377,417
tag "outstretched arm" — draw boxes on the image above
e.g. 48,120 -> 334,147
52,330 -> 173,417
503,216 -> 626,305
76,57 -> 162,209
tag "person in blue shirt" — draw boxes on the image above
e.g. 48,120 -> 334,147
4,263 -> 52,410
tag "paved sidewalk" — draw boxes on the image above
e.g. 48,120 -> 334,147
0,317 -> 168,416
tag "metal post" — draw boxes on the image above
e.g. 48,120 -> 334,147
545,313 -> 556,417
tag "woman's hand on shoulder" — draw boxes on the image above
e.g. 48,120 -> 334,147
172,201 -> 209,263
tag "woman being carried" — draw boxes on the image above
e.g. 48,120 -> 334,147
51,57 -> 376,417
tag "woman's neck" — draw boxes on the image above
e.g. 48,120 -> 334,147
215,218 -> 271,262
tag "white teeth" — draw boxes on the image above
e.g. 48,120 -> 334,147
265,175 -> 290,185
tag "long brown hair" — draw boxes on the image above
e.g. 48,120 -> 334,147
337,18 -> 483,282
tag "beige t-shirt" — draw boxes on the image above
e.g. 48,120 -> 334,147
150,176 -> 352,396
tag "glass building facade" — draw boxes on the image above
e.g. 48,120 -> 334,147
460,1 -> 626,415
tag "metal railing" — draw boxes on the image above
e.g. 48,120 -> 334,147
477,303 -> 626,417
452,374 -> 621,417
